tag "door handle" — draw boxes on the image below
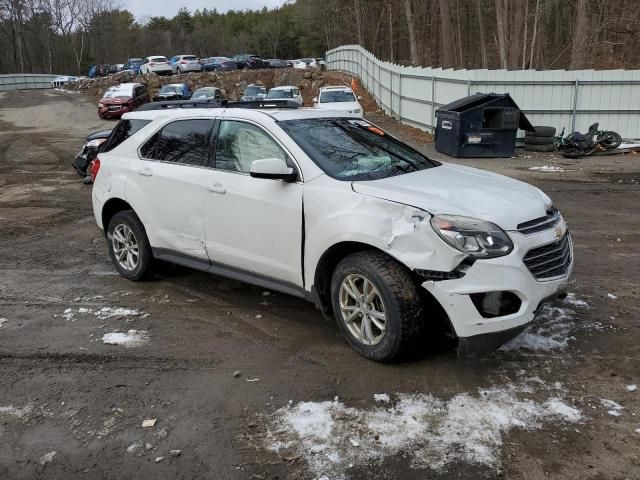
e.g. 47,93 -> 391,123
136,167 -> 153,176
207,184 -> 226,194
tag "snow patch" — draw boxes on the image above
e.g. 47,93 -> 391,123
56,306 -> 145,322
562,293 -> 589,309
102,330 -> 149,347
601,399 -> 624,416
529,165 -> 565,172
39,451 -> 56,465
266,386 -> 581,478
0,404 -> 33,418
626,385 -> 637,392
0,318 -> 7,328
500,305 -> 576,352
374,393 -> 390,403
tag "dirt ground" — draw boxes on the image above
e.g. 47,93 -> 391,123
0,89 -> 639,480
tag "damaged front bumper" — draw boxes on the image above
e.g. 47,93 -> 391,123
422,228 -> 574,357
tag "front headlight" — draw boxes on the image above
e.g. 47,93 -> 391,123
431,214 -> 513,258
97,102 -> 104,108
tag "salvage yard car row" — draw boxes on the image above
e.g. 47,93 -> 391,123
86,54 -> 326,77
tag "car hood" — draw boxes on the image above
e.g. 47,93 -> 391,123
352,163 -> 551,231
100,97 -> 130,104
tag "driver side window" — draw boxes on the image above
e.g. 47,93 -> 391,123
215,120 -> 287,173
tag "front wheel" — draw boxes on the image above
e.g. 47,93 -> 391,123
331,251 -> 423,362
107,210 -> 154,281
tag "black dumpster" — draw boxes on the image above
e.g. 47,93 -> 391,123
435,93 -> 534,158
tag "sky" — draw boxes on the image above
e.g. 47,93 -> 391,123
123,0 -> 287,22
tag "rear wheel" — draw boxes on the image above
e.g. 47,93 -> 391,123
107,210 -> 154,281
331,251 -> 423,362
597,131 -> 622,149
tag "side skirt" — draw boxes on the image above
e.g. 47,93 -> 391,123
152,247 -> 309,300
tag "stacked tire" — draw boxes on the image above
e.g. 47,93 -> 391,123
525,126 -> 556,152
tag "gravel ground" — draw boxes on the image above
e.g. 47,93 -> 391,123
0,89 -> 639,480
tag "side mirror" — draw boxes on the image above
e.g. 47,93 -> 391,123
313,97 -> 318,103
357,95 -> 362,100
250,158 -> 297,182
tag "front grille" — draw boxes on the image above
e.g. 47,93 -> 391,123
523,233 -> 572,280
517,207 -> 561,234
108,105 -> 123,111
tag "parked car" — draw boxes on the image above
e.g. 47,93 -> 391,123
51,76 -> 78,88
140,56 -> 172,75
110,64 -> 125,73
293,58 -> 318,69
231,54 -> 267,70
170,55 -> 202,74
315,58 -> 327,71
192,87 -> 225,100
240,84 -> 267,101
92,105 -> 573,361
265,58 -> 289,68
72,129 -> 112,179
123,58 -> 144,74
97,83 -> 150,119
266,86 -> 303,105
153,83 -> 192,101
314,86 -> 363,115
201,57 -> 237,72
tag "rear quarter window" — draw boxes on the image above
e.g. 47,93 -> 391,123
101,119 -> 151,153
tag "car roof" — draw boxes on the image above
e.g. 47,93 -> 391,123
194,87 -> 218,91
123,107 -> 360,123
270,85 -> 296,90
162,83 -> 186,88
319,85 -> 353,92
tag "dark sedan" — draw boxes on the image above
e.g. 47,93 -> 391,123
202,57 -> 237,72
153,83 -> 192,101
265,58 -> 289,68
230,54 -> 267,70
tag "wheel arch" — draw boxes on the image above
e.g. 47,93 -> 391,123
312,241 -> 411,319
101,197 -> 134,232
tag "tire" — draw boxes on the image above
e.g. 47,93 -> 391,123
106,210 -> 154,281
527,126 -> 556,137
524,135 -> 555,145
598,131 -> 622,150
330,251 -> 423,362
525,143 -> 556,152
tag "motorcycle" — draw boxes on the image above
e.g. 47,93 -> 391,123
556,122 -> 622,158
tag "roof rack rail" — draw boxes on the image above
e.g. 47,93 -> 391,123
136,99 -> 300,112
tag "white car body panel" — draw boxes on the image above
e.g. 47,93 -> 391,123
141,56 -> 172,75
92,107 -> 573,345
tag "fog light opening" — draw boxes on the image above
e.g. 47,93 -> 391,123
469,291 -> 521,318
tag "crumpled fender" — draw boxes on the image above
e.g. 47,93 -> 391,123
303,179 -> 467,288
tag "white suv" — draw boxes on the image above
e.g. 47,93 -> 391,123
266,86 -> 303,105
314,86 -> 363,115
92,105 -> 573,361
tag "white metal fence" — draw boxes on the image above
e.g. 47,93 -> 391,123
326,45 -> 640,138
0,74 -> 61,91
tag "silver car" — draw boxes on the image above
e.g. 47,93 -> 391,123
170,55 -> 202,74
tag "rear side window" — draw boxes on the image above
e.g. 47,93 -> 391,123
140,119 -> 213,167
101,119 -> 151,152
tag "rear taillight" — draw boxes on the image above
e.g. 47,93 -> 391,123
149,62 -> 156,66
90,158 -> 101,182
180,60 -> 188,64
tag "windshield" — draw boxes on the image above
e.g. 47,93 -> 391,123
267,89 -> 292,99
159,85 -> 181,94
150,57 -> 167,62
244,86 -> 265,96
193,89 -> 214,98
103,87 -> 132,98
183,56 -> 197,61
279,118 -> 439,181
320,91 -> 356,103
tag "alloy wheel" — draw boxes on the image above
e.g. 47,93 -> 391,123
338,274 -> 387,345
111,224 -> 139,271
